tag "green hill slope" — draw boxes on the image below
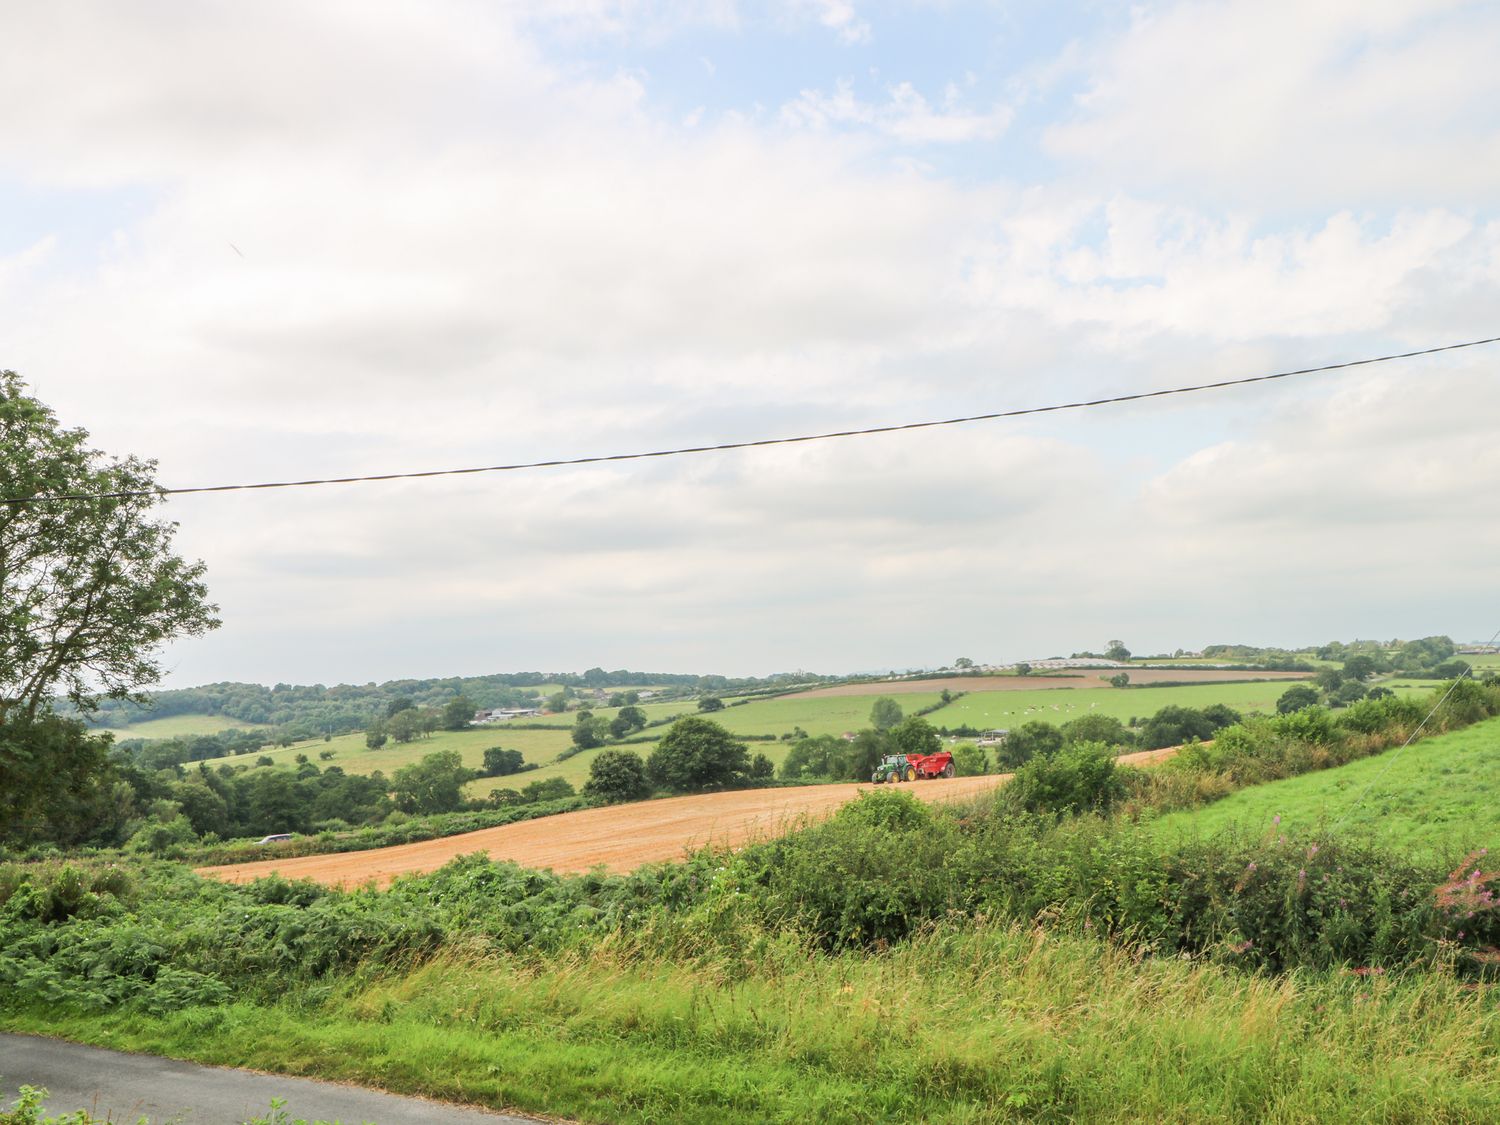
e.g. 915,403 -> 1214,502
1151,716 -> 1500,854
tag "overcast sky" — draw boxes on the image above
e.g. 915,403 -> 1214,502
3,0 -> 1498,687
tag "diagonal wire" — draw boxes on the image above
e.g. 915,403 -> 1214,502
5,333 -> 1498,506
1329,624 -> 1500,831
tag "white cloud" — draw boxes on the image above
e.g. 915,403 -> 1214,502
1045,0 -> 1500,206
782,79 -> 1013,143
3,1 -> 1499,684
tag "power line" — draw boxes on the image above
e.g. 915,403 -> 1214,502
1329,623 -> 1500,831
6,333 -> 1498,506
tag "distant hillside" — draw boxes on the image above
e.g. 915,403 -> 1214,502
70,667 -> 831,739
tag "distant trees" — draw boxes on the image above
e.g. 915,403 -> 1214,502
608,704 -> 648,739
1104,640 -> 1132,663
441,695 -> 476,731
646,717 -> 750,793
1006,742 -> 1125,817
391,751 -> 472,814
1060,713 -> 1134,748
869,697 -> 904,731
571,711 -> 609,750
583,749 -> 651,804
993,721 -> 1064,769
364,724 -> 388,750
1138,704 -> 1240,750
1108,672 -> 1131,689
890,717 -> 941,759
481,747 -> 525,777
1014,663 -> 1032,677
951,742 -> 988,777
779,734 -> 849,781
385,709 -> 421,744
954,657 -> 975,670
697,696 -> 725,712
1277,685 -> 1320,714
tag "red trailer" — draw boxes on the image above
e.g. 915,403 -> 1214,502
905,749 -> 956,779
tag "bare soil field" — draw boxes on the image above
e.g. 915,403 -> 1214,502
198,747 -> 1180,889
784,669 -> 1312,698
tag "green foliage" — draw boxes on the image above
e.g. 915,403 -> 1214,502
440,694 -> 475,731
1138,704 -> 1241,749
993,721 -> 1062,768
950,741 -> 987,776
480,747 -> 525,776
0,714 -> 121,848
646,718 -> 750,793
888,716 -> 940,758
868,696 -> 903,731
520,777 -> 576,804
569,714 -> 608,750
390,751 -> 472,814
581,749 -> 650,804
0,373 -> 219,723
696,696 -> 725,712
1006,742 -> 1125,817
1277,684 -> 1320,714
1060,712 -> 1134,748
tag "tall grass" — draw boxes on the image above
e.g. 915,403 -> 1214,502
7,921 -> 1498,1123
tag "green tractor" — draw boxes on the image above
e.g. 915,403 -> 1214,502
871,753 -> 917,784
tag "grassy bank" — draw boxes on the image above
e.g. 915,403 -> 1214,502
5,922 -> 1498,1123
1152,718 -> 1500,854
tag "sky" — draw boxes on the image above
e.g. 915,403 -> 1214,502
3,0 -> 1499,687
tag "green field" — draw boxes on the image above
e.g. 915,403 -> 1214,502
932,680 -> 1424,731
198,726 -> 577,778
1151,716 -> 1500,854
103,714 -> 270,739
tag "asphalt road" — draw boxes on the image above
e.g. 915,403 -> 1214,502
0,1034 -> 545,1125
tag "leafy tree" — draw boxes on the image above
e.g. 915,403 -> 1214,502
615,704 -> 647,731
391,750 -> 472,814
385,709 -> 420,744
954,657 -> 975,670
482,747 -> 525,776
572,714 -> 609,750
582,749 -> 650,804
869,697 -> 904,731
1342,655 -> 1378,681
0,373 -> 219,723
890,717 -> 941,758
545,692 -> 568,714
749,752 -> 776,780
0,713 -> 120,846
521,777 -> 576,803
697,696 -> 726,712
993,721 -> 1063,769
1331,680 -> 1368,706
779,734 -> 847,781
1014,663 -> 1032,677
364,724 -> 388,750
951,742 -> 988,777
385,696 -> 416,719
646,717 -> 749,793
843,729 -> 895,780
441,694 -> 476,731
1314,667 -> 1345,692
1277,685 -> 1320,714
1006,741 -> 1125,816
1104,640 -> 1131,662
1060,713 -> 1134,748
1108,672 -> 1131,689
1138,704 -> 1239,750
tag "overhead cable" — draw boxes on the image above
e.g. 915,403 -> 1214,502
5,333 -> 1498,506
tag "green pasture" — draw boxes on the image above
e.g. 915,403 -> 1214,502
102,714 -> 270,739
199,726 -> 576,779
1151,716 -> 1500,854
520,700 -> 693,729
933,680 -> 1420,731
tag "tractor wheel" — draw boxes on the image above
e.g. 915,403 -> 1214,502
905,766 -> 917,783
942,762 -> 955,779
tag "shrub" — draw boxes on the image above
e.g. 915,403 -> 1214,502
1006,742 -> 1125,817
582,750 -> 651,804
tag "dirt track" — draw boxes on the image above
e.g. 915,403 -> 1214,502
784,670 -> 1311,697
197,747 -> 1181,890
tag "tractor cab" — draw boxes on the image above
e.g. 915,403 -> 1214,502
871,753 -> 916,784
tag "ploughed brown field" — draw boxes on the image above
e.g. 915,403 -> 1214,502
781,669 -> 1313,697
197,747 -> 1182,890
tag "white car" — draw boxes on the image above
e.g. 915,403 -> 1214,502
256,833 -> 295,845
